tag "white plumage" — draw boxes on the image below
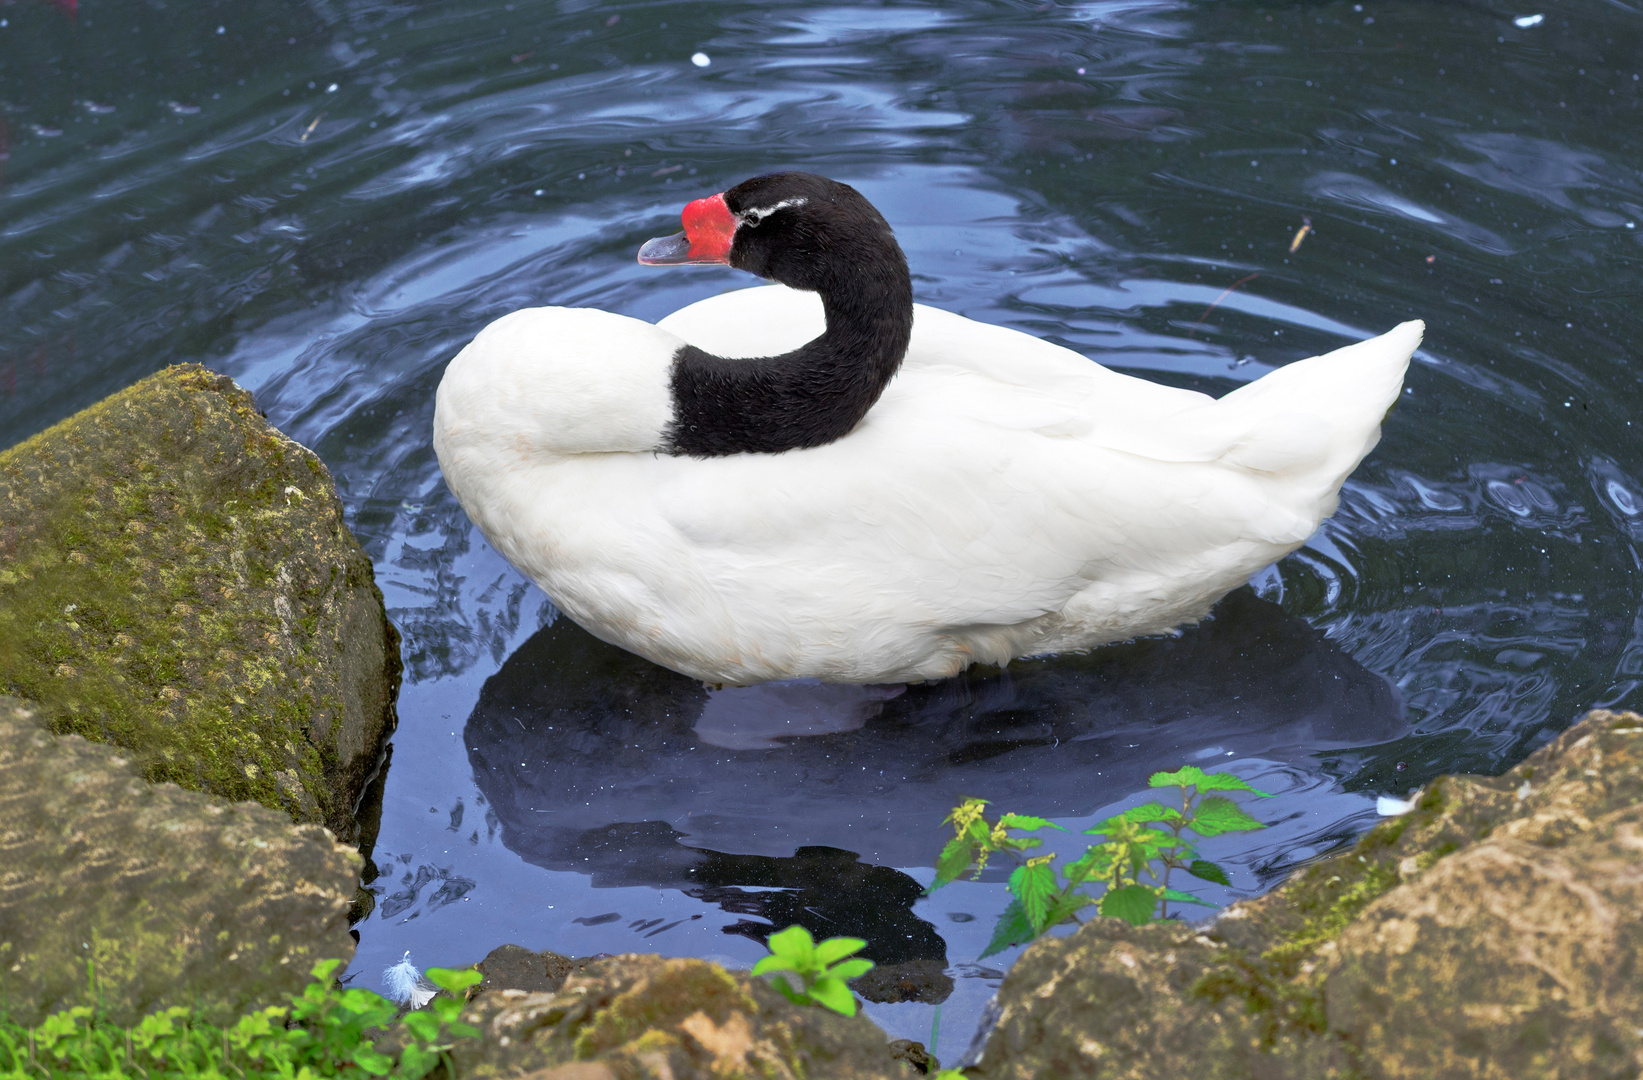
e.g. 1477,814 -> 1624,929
434,284 -> 1420,685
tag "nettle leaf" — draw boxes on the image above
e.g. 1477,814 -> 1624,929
932,835 -> 979,891
998,813 -> 1064,833
1187,859 -> 1232,886
1046,891 -> 1096,926
1148,766 -> 1209,789
1161,887 -> 1216,908
1008,859 -> 1060,932
1082,814 -> 1128,838
814,936 -> 868,967
1098,884 -> 1159,926
1121,802 -> 1184,825
980,898 -> 1036,959
1192,771 -> 1272,796
1189,796 -> 1266,836
806,977 -> 857,1016
1062,846 -> 1110,886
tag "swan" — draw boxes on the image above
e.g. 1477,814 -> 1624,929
433,172 -> 1421,685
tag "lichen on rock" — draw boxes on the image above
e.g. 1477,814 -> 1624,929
0,364 -> 398,839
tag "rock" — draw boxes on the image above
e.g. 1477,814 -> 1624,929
852,958 -> 954,1005
969,709 -> 1643,1079
451,951 -> 915,1079
888,1037 -> 937,1074
0,364 -> 398,840
477,943 -> 601,994
0,697 -> 359,1026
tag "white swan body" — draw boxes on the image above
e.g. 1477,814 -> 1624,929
435,282 -> 1421,684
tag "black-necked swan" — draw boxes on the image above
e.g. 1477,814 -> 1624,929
433,172 -> 1421,685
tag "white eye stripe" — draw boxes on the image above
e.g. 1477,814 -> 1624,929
740,197 -> 808,225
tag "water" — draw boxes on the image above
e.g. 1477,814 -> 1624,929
5,0 -> 1642,1060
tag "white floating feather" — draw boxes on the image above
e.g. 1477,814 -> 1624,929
383,951 -> 437,1008
1376,794 -> 1418,817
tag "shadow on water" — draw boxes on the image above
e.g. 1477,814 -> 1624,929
463,587 -> 1403,997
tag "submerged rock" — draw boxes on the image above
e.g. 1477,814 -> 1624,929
0,364 -> 398,840
459,947 -> 915,1079
0,697 -> 358,1026
970,708 -> 1643,1079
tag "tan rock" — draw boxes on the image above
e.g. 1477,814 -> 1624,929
0,697 -> 357,1026
970,709 -> 1643,1079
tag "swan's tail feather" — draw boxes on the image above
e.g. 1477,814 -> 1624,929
1214,320 -> 1421,481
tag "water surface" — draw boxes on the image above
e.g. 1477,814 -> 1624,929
5,0 -> 1642,1060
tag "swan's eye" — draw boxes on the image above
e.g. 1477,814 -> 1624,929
740,196 -> 808,227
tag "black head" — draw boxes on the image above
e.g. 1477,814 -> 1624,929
637,172 -> 916,457
638,171 -> 906,296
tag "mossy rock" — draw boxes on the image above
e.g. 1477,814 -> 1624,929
0,364 -> 398,839
970,708 -> 1643,1079
0,697 -> 358,1026
450,949 -> 917,1079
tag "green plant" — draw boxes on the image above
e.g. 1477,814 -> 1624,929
751,926 -> 875,1017
0,959 -> 482,1079
930,766 -> 1271,957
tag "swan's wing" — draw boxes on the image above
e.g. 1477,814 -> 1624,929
642,365 -> 1290,634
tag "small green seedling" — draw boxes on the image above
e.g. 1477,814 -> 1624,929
752,925 -> 875,1017
0,958 -> 483,1079
930,765 -> 1270,957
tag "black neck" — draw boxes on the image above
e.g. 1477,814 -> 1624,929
664,253 -> 913,457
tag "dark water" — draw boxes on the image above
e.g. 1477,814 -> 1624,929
5,0 -> 1642,1059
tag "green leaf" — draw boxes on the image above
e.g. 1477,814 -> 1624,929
1148,766 -> 1209,789
1186,859 -> 1231,886
997,813 -> 1063,832
1188,796 -> 1265,836
1045,891 -> 1096,927
1120,802 -> 1184,825
400,1011 -> 440,1042
767,976 -> 808,1005
1008,860 -> 1060,932
1081,813 -> 1129,837
351,1045 -> 395,1076
1098,884 -> 1159,926
813,936 -> 868,967
751,955 -> 800,976
806,977 -> 858,1016
827,958 -> 876,981
1192,771 -> 1271,796
1062,846 -> 1112,886
1161,887 -> 1216,908
931,835 -> 978,891
766,925 -> 816,962
450,1021 -> 482,1040
979,898 -> 1037,959
427,967 -> 483,994
398,1045 -> 441,1080
309,958 -> 345,984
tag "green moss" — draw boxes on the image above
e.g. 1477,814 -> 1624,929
1262,862 -> 1400,974
0,365 -> 396,836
